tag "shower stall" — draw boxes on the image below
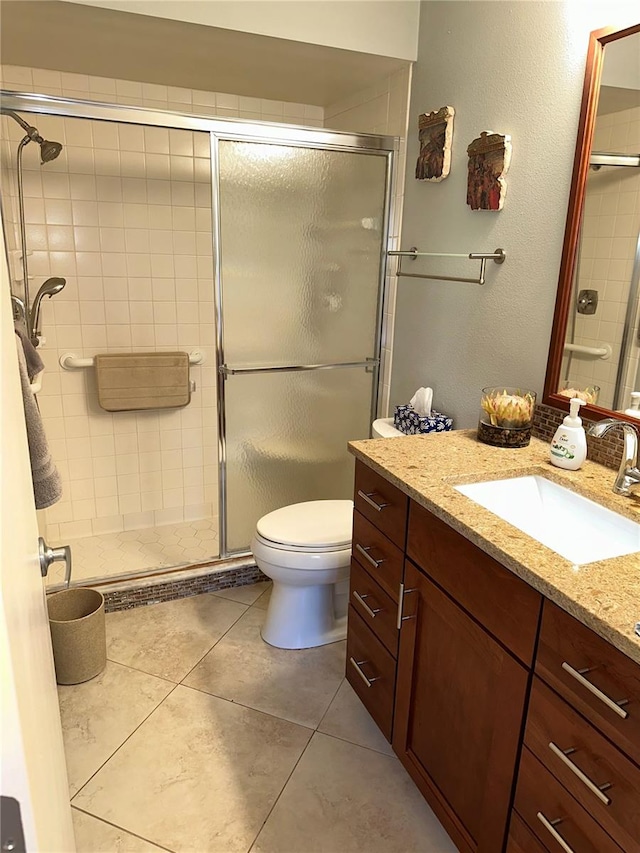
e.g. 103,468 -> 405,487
1,90 -> 394,589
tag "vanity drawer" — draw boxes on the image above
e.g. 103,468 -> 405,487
407,501 -> 542,665
349,559 -> 398,658
352,510 -> 403,602
346,604 -> 396,741
536,600 -> 640,767
525,676 -> 640,852
514,747 -> 623,853
506,812 -> 547,853
354,460 -> 408,548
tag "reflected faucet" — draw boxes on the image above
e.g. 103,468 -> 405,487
587,419 -> 640,496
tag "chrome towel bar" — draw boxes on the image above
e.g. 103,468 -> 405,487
388,247 -> 506,285
219,358 -> 378,377
60,351 -> 205,369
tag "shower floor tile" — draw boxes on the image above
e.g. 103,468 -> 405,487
63,584 -> 456,853
46,519 -> 220,586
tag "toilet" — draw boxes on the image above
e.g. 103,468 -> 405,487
251,500 -> 353,649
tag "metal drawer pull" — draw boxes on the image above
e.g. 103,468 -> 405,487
548,742 -> 612,805
349,657 -> 380,688
357,490 -> 389,512
355,543 -> 384,569
536,813 -> 575,853
561,662 -> 629,719
396,583 -> 418,629
352,590 -> 382,619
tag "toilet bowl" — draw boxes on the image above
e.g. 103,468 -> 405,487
372,417 -> 405,438
251,500 -> 353,649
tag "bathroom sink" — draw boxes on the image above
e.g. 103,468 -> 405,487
455,475 -> 640,565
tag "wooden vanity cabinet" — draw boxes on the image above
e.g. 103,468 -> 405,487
347,459 -> 640,853
392,502 -> 542,853
346,462 -> 408,737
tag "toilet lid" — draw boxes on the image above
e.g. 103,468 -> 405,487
256,500 -> 353,549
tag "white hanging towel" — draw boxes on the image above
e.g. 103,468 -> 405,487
410,387 -> 433,417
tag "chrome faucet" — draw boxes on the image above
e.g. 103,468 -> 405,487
587,418 -> 640,496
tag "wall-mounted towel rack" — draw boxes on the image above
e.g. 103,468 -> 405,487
564,342 -> 611,360
59,351 -> 205,370
388,247 -> 506,285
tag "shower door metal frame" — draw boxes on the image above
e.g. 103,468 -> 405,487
0,90 -> 396,560
210,131 -> 394,557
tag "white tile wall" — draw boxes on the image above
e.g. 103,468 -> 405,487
567,105 -> 640,410
2,61 -> 411,548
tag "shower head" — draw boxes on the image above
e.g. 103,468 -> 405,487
1,109 -> 63,163
39,139 -> 63,163
30,277 -> 66,344
35,277 -> 66,299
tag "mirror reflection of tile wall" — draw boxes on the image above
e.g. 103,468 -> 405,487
564,103 -> 640,410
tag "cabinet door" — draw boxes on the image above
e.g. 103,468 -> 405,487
393,561 -> 530,853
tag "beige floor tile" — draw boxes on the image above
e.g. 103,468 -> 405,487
106,594 -> 247,682
72,808 -> 166,852
59,661 -> 173,797
252,732 -> 456,853
252,585 -> 272,611
183,607 -> 345,728
212,581 -> 271,606
73,685 -> 312,853
318,680 -> 394,756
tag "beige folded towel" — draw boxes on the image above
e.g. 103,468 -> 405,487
95,352 -> 191,412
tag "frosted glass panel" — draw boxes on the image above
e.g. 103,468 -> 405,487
225,368 -> 374,552
219,140 -> 387,365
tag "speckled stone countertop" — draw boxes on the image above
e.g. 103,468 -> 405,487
348,430 -> 640,665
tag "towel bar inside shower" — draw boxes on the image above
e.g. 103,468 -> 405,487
59,351 -> 206,370
387,247 -> 506,285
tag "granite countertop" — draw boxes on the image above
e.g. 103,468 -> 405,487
348,430 -> 640,665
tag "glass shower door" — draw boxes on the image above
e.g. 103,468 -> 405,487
217,138 -> 389,553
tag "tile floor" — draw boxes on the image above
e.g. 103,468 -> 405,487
61,582 -> 456,852
47,519 -> 219,587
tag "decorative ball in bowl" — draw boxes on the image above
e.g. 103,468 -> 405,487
478,387 -> 536,448
557,382 -> 600,405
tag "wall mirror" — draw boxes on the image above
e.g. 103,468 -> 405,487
544,22 -> 640,422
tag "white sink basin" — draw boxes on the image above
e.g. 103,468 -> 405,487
455,475 -> 640,565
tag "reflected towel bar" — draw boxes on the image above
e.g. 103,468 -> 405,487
564,343 -> 611,360
60,351 -> 205,369
388,247 -> 506,285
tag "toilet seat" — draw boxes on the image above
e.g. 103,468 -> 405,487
256,499 -> 353,550
252,533 -> 351,571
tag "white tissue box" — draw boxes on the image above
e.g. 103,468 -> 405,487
394,404 -> 454,435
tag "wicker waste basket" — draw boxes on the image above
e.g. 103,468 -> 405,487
47,588 -> 106,685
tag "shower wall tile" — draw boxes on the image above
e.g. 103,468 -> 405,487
567,104 -> 640,410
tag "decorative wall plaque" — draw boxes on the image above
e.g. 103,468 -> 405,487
466,131 -> 512,211
415,106 -> 454,182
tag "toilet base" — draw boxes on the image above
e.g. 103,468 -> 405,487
260,581 -> 347,649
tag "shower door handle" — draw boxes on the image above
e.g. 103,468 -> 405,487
38,537 -> 71,587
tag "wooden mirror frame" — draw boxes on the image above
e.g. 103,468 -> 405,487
543,21 -> 640,421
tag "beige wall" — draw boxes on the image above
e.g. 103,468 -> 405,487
391,0 -> 639,428
68,0 -> 421,60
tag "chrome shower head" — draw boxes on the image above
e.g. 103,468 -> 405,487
30,277 -> 66,344
39,139 -> 63,163
1,109 -> 63,163
35,277 -> 66,299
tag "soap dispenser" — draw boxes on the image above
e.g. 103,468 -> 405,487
550,397 -> 587,470
624,391 -> 640,420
